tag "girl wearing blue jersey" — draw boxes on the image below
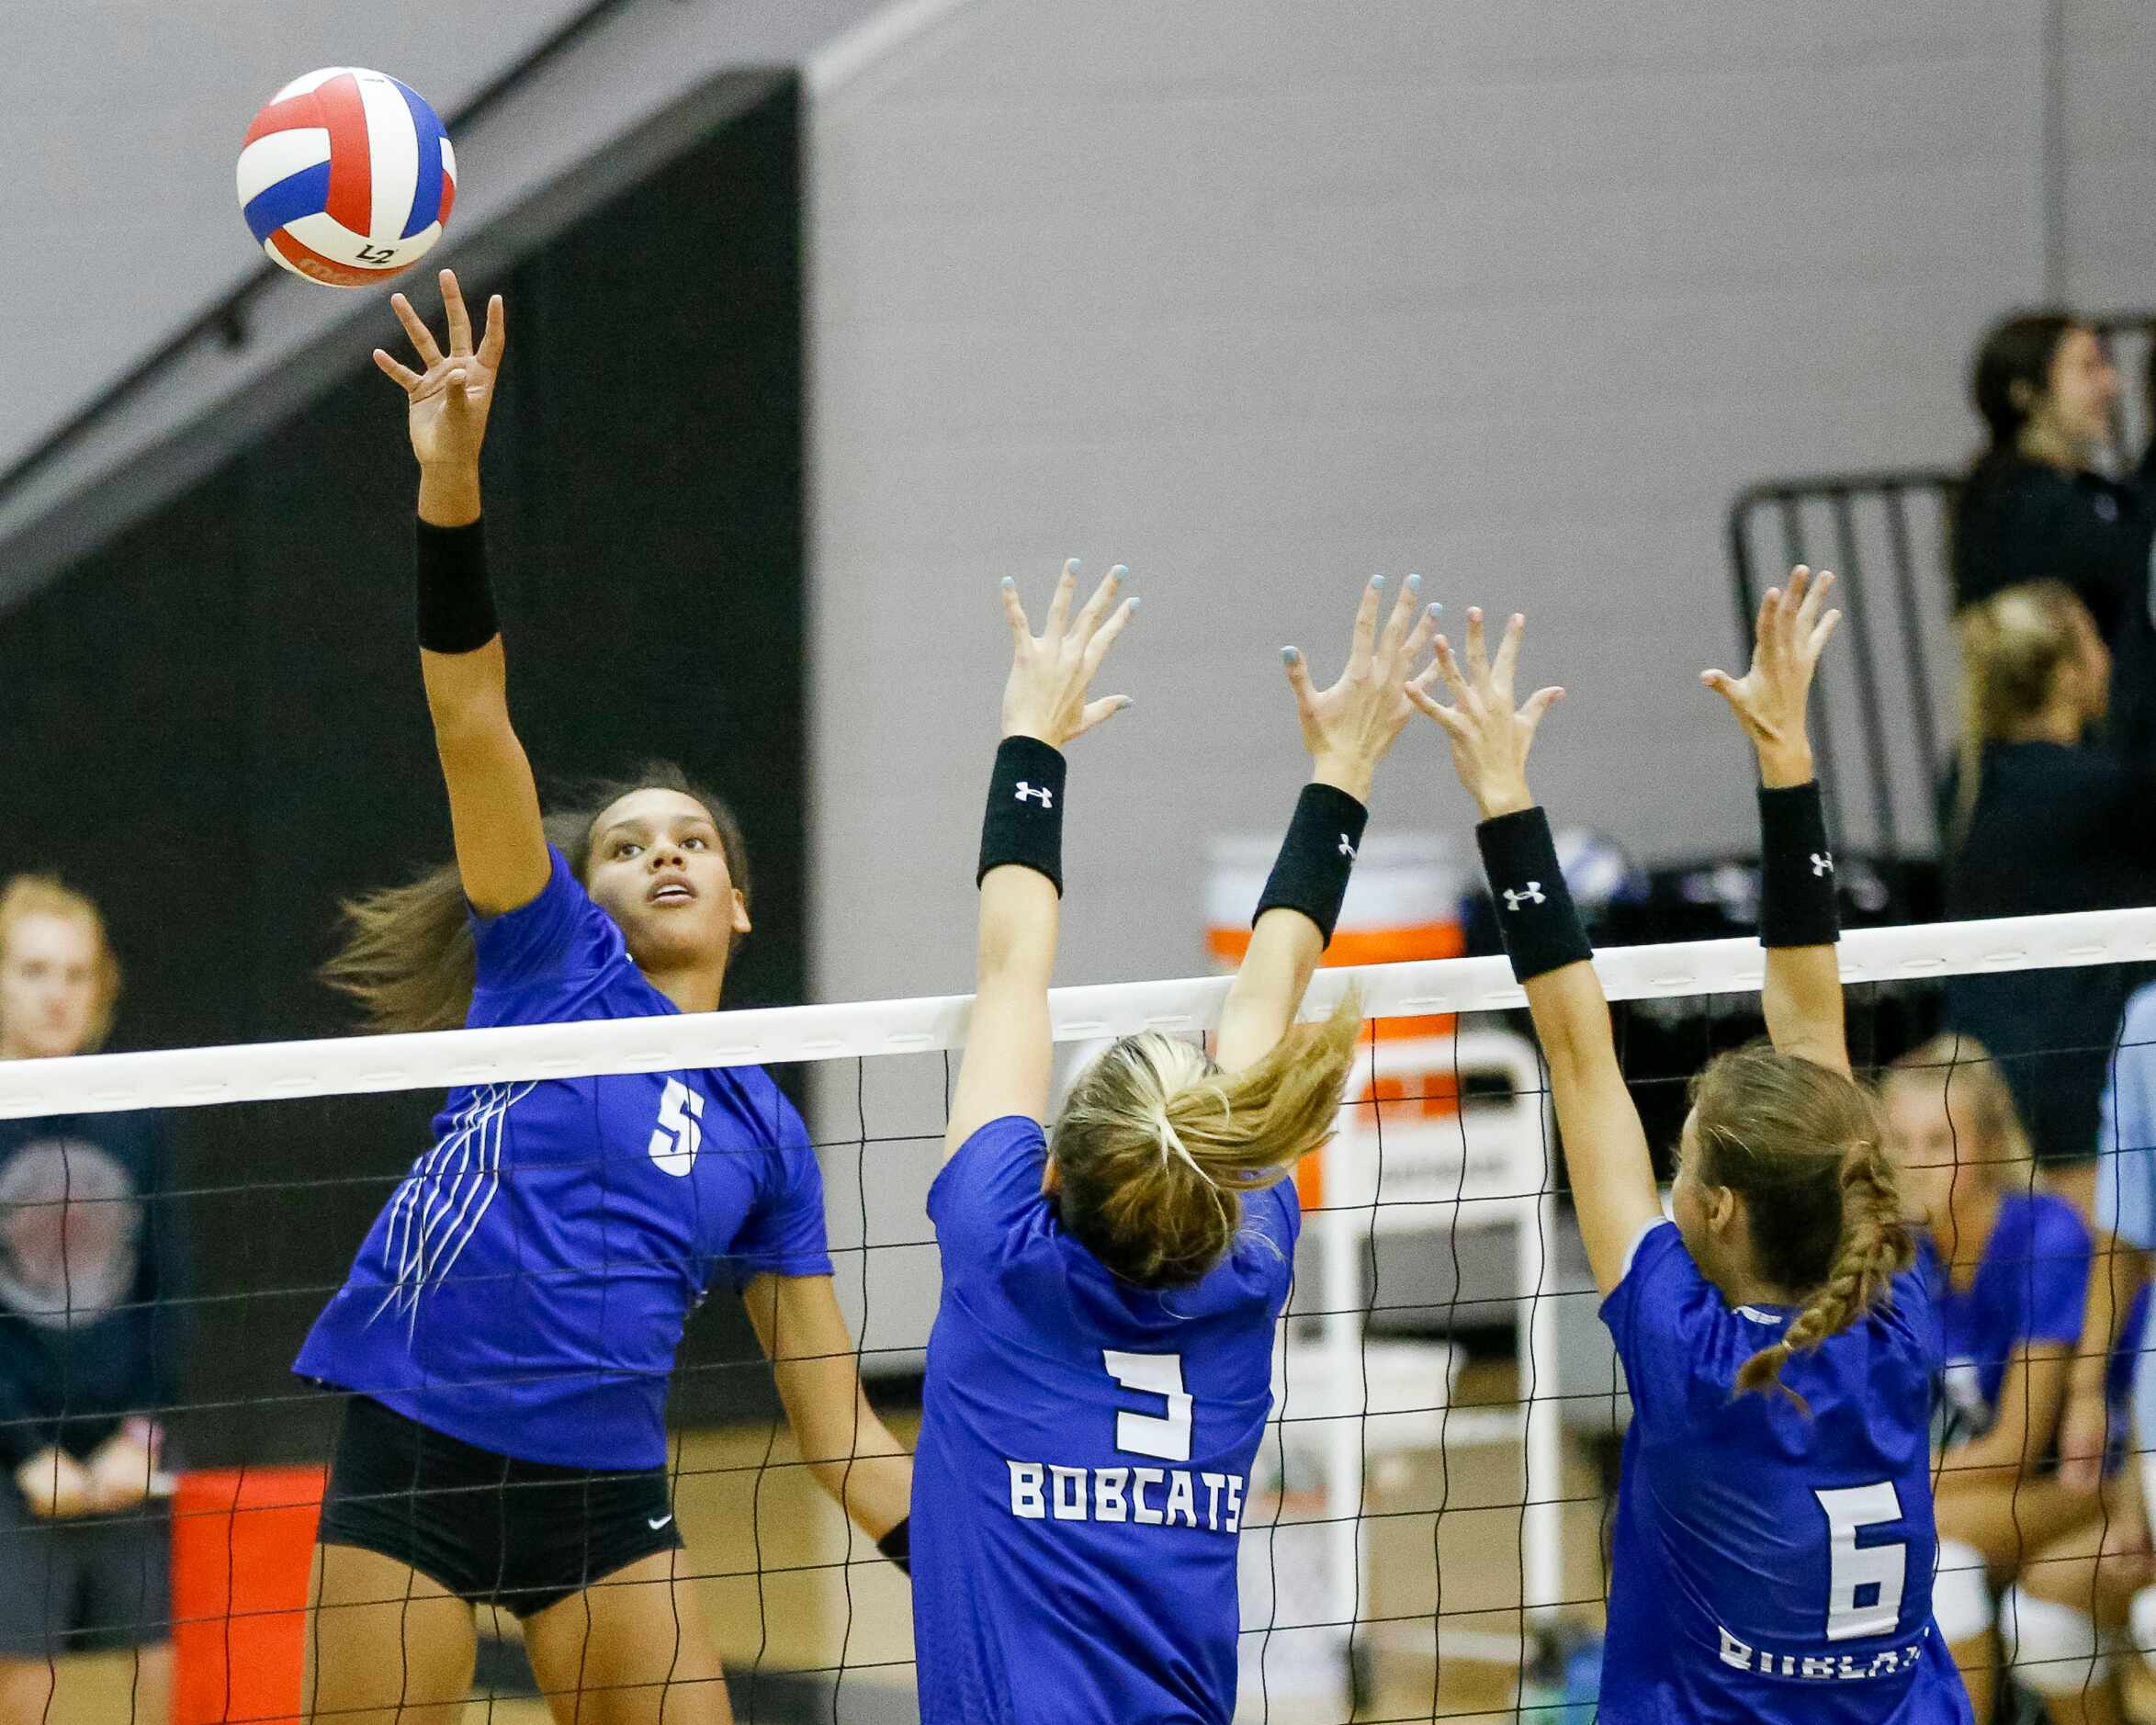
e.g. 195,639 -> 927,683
1416,570 -> 1971,1723
912,565 -> 1438,1723
1881,1036 -> 2112,1717
295,274 -> 912,1725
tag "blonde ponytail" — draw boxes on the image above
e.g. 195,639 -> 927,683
1950,582 -> 2093,854
1053,991 -> 1364,1287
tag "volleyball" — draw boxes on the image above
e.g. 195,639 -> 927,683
236,68 -> 457,289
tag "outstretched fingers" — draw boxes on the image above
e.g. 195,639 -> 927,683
439,270 -> 473,358
1462,607 -> 1490,686
477,294 -> 507,371
1490,612 -> 1527,694
1348,575 -> 1384,677
1071,565 -> 1126,645
389,293 -> 443,369
999,575 -> 1033,642
1080,593 -> 1139,675
1072,693 -> 1134,738
1377,573 -> 1422,663
1044,558 -> 1080,638
372,348 -> 422,392
1520,685 -> 1566,734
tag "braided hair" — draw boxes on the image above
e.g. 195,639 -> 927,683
1688,1043 -> 1914,1409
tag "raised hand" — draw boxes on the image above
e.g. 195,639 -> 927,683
999,559 -> 1139,748
1409,608 -> 1564,819
373,268 -> 506,477
1281,574 -> 1440,801
1700,565 -> 1840,785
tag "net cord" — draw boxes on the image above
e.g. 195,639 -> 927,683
6,904 -> 2152,1119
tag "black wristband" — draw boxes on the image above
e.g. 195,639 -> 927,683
1757,781 -> 1839,948
1475,807 -> 1594,983
415,517 -> 499,654
876,1516 -> 910,1576
977,736 -> 1067,894
1254,783 -> 1369,946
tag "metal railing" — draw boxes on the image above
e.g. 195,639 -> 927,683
1724,312 -> 2156,864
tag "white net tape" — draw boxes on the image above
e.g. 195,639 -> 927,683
7,907 -> 2153,1118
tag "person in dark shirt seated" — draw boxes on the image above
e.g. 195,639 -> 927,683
0,877 -> 185,1723
1945,583 -> 2156,1219
1951,310 -> 2156,759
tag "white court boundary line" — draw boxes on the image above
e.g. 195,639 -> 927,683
6,906 -> 2155,1119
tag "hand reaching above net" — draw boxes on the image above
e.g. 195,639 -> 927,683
1280,572 -> 1439,802
998,558 -> 1138,749
1408,607 -> 1565,820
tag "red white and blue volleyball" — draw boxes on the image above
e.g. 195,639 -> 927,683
236,69 -> 457,289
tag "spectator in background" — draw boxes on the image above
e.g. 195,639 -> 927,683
1951,310 -> 2156,758
1943,584 -> 2156,1217
0,878 -> 184,1723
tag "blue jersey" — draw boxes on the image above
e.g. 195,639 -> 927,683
295,848 -> 831,1468
1919,1191 -> 2091,1450
1599,1221 -> 1970,1724
911,1116 -> 1296,1725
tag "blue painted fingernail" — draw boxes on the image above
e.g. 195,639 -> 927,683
1281,647 -> 1300,665
1127,596 -> 1140,612
1001,576 -> 1014,591
1111,564 -> 1128,579
1406,573 -> 1422,593
1369,575 -> 1384,590
1067,558 -> 1081,571
1428,602 -> 1442,617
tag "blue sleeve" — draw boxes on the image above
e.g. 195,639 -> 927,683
2099,987 -> 2156,1248
2023,1199 -> 2093,1348
928,1116 -> 1052,1278
1597,1220 -> 1718,1437
721,1092 -> 834,1288
468,847 -> 623,998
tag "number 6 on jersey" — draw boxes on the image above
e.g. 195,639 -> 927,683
1815,1483 -> 1906,1641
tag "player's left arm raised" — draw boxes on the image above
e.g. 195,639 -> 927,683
1701,568 -> 1848,1075
943,561 -> 1138,1156
1215,574 -> 1437,1071
1414,612 -> 1663,1299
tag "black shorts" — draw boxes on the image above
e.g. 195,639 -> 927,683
316,1395 -> 683,1618
0,1489 -> 170,1657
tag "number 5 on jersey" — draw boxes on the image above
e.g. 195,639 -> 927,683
649,1077 -> 704,1177
1104,1352 -> 1192,1461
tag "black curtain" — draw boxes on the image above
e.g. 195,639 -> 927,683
0,75 -> 806,1461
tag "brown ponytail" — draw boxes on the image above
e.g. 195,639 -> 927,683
322,761 -> 750,1033
1689,1043 -> 1914,1408
1051,991 -> 1363,1288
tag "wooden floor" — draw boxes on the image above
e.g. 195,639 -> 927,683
39,1374 -> 2148,1723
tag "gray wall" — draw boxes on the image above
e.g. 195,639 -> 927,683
0,1 -> 593,472
803,0 -> 2156,1365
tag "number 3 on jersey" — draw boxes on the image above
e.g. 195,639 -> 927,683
1104,1351 -> 1191,1461
1815,1483 -> 1906,1641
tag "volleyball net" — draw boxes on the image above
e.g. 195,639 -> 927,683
9,906 -> 2156,1723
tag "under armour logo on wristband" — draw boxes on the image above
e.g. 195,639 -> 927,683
1811,851 -> 1834,877
1014,783 -> 1054,808
1338,835 -> 1357,860
1503,884 -> 1546,911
